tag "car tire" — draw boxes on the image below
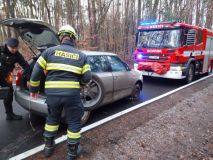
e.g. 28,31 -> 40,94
81,111 -> 91,125
29,112 -> 45,124
130,83 -> 141,99
81,74 -> 105,110
61,110 -> 91,125
185,63 -> 195,84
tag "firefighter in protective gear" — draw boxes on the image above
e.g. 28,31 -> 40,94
29,25 -> 92,159
0,38 -> 31,120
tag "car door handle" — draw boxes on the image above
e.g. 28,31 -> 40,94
113,76 -> 118,80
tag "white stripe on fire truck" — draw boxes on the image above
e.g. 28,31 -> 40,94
183,50 -> 213,57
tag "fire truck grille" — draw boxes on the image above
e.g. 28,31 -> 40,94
141,54 -> 169,60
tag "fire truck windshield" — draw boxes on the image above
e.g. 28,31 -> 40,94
137,29 -> 181,48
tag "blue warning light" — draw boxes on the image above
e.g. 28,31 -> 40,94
136,54 -> 143,60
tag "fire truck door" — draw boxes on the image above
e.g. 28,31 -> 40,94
203,37 -> 213,73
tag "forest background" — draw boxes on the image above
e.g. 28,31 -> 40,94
0,0 -> 212,58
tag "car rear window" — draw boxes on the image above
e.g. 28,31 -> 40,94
23,29 -> 60,49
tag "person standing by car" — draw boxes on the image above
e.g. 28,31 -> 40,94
30,25 -> 91,159
0,38 -> 31,120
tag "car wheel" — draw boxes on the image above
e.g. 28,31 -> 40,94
185,63 -> 195,84
29,112 -> 45,124
61,110 -> 91,125
81,74 -> 105,110
81,111 -> 91,125
130,83 -> 141,99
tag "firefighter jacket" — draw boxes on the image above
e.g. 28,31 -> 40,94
0,45 -> 31,81
30,40 -> 92,96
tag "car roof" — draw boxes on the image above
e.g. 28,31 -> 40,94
82,50 -> 117,56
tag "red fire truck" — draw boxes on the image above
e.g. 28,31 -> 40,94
134,21 -> 213,83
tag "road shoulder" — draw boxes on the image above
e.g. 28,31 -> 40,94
29,77 -> 213,160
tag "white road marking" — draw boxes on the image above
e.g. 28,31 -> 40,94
9,74 -> 213,160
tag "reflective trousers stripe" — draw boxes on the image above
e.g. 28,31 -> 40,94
44,124 -> 59,132
46,63 -> 82,74
37,56 -> 47,69
67,130 -> 81,139
45,81 -> 80,88
30,80 -> 40,87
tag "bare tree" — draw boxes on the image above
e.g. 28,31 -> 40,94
137,0 -> 142,25
43,0 -> 51,24
205,0 -> 213,28
151,0 -> 159,20
0,0 -> 213,54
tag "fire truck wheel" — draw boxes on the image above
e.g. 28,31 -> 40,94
203,66 -> 212,76
185,63 -> 195,84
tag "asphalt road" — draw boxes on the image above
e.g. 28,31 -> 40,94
0,77 -> 185,159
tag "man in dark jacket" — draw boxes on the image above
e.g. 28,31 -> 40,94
30,25 -> 92,160
0,38 -> 31,120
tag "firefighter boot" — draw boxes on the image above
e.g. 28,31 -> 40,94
44,136 -> 55,157
6,113 -> 23,120
67,143 -> 82,160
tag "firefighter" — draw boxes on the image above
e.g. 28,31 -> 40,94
0,38 -> 31,120
30,25 -> 92,159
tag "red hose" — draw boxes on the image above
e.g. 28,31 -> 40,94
138,62 -> 170,75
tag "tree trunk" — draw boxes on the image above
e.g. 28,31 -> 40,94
88,0 -> 98,48
151,0 -> 159,20
54,0 -> 60,30
44,0 -> 52,24
137,0 -> 141,25
205,0 -> 213,29
123,0 -> 130,54
3,0 -> 11,38
65,0 -> 73,26
195,0 -> 200,26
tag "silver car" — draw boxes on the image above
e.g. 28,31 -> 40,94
1,18 -> 143,124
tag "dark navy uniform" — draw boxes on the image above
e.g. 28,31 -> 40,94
0,45 -> 30,116
30,40 -> 91,144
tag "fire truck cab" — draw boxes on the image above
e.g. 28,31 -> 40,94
134,21 -> 213,83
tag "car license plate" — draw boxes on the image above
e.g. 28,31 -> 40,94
149,56 -> 160,60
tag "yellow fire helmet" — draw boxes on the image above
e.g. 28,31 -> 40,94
58,25 -> 77,40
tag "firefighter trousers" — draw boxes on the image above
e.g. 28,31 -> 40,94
44,94 -> 84,144
0,78 -> 14,115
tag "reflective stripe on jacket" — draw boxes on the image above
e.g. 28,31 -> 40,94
30,40 -> 92,96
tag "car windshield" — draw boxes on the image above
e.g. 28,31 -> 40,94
137,29 -> 182,48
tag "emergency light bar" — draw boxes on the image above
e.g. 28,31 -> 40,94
139,20 -> 177,26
